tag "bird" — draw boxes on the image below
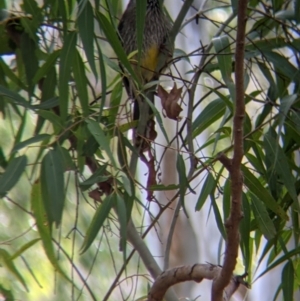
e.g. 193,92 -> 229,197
118,0 -> 173,144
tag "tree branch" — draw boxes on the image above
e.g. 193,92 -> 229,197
212,1 -> 248,301
147,264 -> 248,301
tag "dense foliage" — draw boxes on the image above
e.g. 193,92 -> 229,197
0,0 -> 300,300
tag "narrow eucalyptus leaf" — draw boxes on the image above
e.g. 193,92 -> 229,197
31,182 -> 71,281
0,155 -> 27,197
86,119 -> 117,168
281,260 -> 294,301
77,0 -> 97,78
0,249 -> 28,291
195,172 -> 216,211
73,50 -> 89,116
242,165 -> 288,220
59,31 -> 77,121
250,194 -> 276,240
12,134 -> 50,152
80,194 -> 115,254
40,148 -> 65,228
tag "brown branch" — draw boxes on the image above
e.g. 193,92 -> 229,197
217,153 -> 232,173
147,264 -> 249,301
212,1 -> 248,301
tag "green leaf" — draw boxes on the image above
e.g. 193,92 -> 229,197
80,164 -> 108,191
20,32 -> 39,95
12,134 -> 50,152
0,58 -> 27,89
231,0 -> 238,13
37,110 -> 64,129
40,66 -> 57,103
102,53 -> 121,73
248,16 -> 278,40
176,154 -> 188,214
96,11 -> 138,83
108,80 -> 123,128
278,94 -> 297,134
0,147 -> 7,168
86,119 -> 117,168
275,9 -> 299,21
96,43 -> 107,114
195,172 -> 216,211
77,0 -> 97,78
59,31 -> 77,121
213,107 -> 231,153
210,193 -> 226,239
12,110 -> 27,155
31,181 -> 54,255
119,172 -> 133,197
73,50 -> 89,116
196,134 -> 228,154
117,129 -> 129,171
82,134 -> 99,158
242,165 -> 288,220
246,38 -> 298,59
222,179 -> 231,219
0,249 -> 28,291
32,49 -> 60,85
176,154 -> 195,208
10,238 -> 41,260
32,97 -> 59,109
55,145 -> 76,171
256,247 -> 300,280
192,98 -> 226,138
22,0 -> 43,25
264,51 -> 300,85
267,231 -> 292,265
169,0 -> 194,46
123,191 -> 134,223
250,193 -> 276,240
281,260 -> 294,301
80,194 -> 115,254
20,17 -> 38,43
40,147 -> 65,228
0,155 -> 27,197
116,193 -> 127,261
0,2 -> 7,10
264,131 -> 299,210
257,61 -> 278,103
240,193 -> 251,270
212,35 -> 235,101
58,0 -> 68,34
173,48 -> 190,63
31,182 -> 70,281
245,152 -> 266,176
0,85 -> 29,108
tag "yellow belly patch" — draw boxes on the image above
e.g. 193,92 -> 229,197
140,45 -> 159,81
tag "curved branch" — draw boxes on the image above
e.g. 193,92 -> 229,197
147,264 -> 249,301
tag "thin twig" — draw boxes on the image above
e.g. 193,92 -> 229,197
52,239 -> 98,301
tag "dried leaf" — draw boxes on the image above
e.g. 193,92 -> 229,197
157,83 -> 183,120
88,189 -> 103,203
98,178 -> 113,195
140,152 -> 157,201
